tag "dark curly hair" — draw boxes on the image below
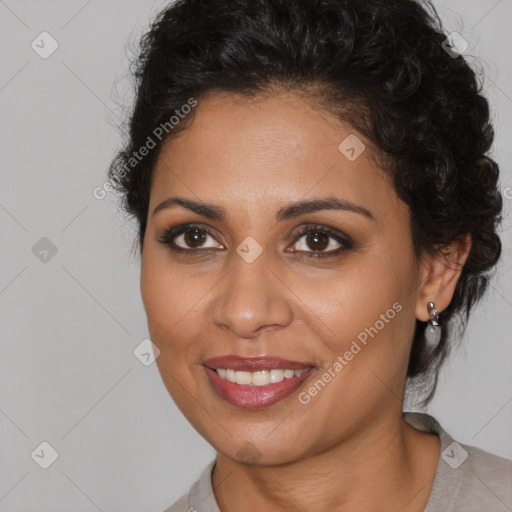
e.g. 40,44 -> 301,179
109,0 -> 502,404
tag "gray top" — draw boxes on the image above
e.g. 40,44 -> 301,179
164,412 -> 512,511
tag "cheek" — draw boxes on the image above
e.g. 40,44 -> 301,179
297,255 -> 406,339
297,248 -> 416,386
140,248 -> 210,415
140,246 -> 220,352
140,247 -> 190,342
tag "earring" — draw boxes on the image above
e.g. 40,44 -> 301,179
425,302 -> 441,348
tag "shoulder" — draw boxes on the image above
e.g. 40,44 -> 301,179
162,492 -> 189,512
456,443 -> 512,507
403,411 -> 512,511
161,459 -> 219,512
465,442 -> 512,472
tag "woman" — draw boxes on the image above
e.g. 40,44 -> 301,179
109,0 -> 512,510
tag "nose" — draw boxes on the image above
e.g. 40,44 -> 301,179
211,250 -> 293,339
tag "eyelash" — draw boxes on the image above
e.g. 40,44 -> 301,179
157,223 -> 353,259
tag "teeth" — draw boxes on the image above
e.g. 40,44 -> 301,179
235,371 -> 252,385
213,368 -> 309,386
269,369 -> 284,383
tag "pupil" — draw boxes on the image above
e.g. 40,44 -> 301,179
184,229 -> 206,248
307,231 -> 328,251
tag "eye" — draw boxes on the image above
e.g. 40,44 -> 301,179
287,224 -> 353,258
157,223 -> 353,259
157,224 -> 224,252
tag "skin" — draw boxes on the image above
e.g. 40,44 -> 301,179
140,89 -> 471,512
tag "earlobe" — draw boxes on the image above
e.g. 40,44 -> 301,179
415,234 -> 472,322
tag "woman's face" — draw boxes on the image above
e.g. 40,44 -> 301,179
141,90 -> 426,464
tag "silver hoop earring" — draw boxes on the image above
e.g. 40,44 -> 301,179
425,302 -> 441,347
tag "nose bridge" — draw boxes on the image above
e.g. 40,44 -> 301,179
211,246 -> 293,338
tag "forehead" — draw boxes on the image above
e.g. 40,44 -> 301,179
150,91 -> 399,218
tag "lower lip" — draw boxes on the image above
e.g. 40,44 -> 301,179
203,366 -> 314,409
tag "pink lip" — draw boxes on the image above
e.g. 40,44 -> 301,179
202,355 -> 315,409
203,355 -> 314,372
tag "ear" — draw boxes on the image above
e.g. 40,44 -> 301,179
415,234 -> 472,322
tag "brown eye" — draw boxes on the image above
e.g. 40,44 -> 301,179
304,230 -> 330,252
157,224 -> 224,252
183,228 -> 208,248
288,225 -> 353,259
293,228 -> 343,253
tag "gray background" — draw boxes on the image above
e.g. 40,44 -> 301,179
0,1 -> 511,510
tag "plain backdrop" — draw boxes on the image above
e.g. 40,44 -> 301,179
0,0 -> 511,510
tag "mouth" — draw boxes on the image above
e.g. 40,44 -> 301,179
202,355 -> 315,409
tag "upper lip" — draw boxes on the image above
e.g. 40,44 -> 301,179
203,355 -> 314,372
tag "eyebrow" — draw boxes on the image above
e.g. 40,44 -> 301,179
152,196 -> 375,222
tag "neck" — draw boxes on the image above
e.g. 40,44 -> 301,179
212,411 -> 440,512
